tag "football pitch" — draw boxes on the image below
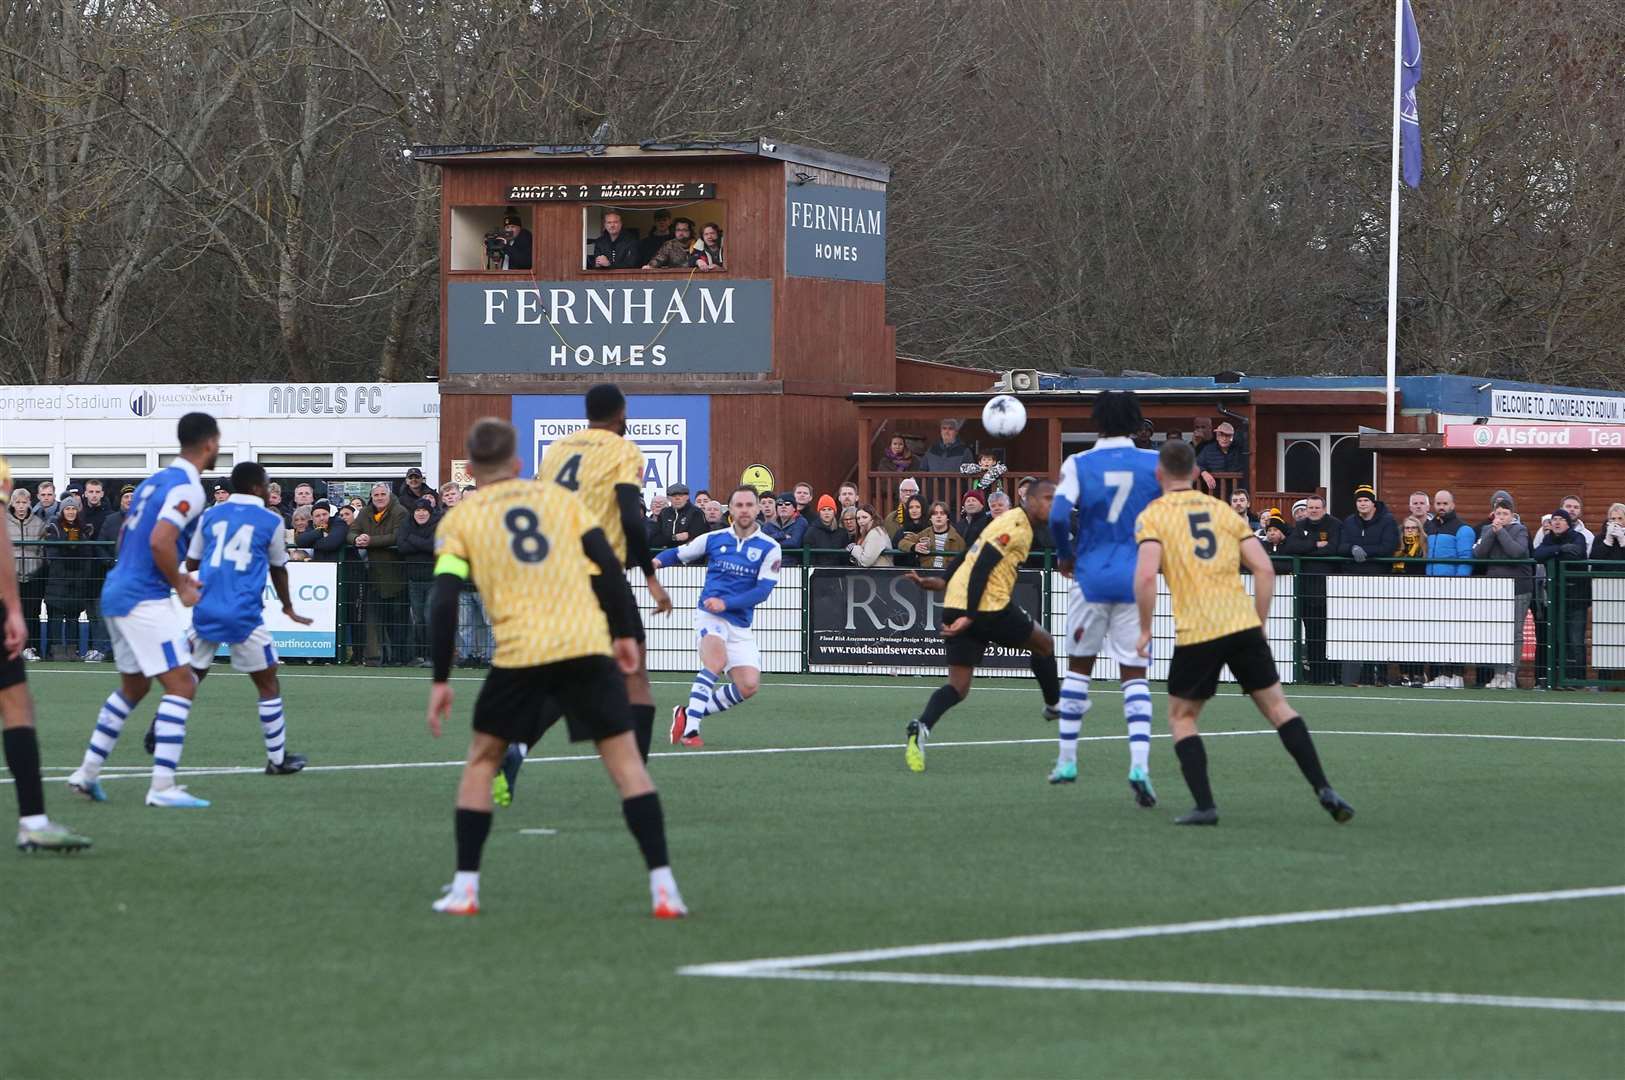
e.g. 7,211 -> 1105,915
4,665 -> 1623,1079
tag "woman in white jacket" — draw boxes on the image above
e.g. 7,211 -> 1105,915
847,504 -> 894,567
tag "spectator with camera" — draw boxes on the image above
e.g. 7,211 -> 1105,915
489,213 -> 532,270
1473,495 -> 1532,689
590,211 -> 639,269
1593,502 -> 1625,562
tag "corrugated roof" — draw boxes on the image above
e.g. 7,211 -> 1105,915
407,137 -> 889,182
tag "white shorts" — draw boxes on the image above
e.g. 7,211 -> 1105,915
1066,594 -> 1149,669
191,625 -> 279,674
694,612 -> 762,673
106,599 -> 193,677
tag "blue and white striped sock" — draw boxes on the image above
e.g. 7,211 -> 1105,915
707,683 -> 743,717
150,695 -> 193,790
687,670 -> 718,722
79,691 -> 133,780
258,696 -> 286,766
1056,673 -> 1090,765
1123,678 -> 1153,771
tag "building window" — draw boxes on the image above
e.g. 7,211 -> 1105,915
582,204 -> 727,271
449,206 -> 534,272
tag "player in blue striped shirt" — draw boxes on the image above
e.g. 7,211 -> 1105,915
1048,391 -> 1162,805
655,486 -> 781,747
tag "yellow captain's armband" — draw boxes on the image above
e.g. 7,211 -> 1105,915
434,553 -> 471,579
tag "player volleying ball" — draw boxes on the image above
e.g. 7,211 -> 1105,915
1048,390 -> 1161,802
658,486 -> 781,748
69,413 -> 220,809
426,419 -> 685,918
903,481 -> 1063,772
135,461 -> 311,776
1133,440 -> 1354,826
0,455 -> 91,852
493,383 -> 673,807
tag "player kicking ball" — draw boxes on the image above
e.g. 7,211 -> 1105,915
1,455 -> 91,852
903,481 -> 1063,772
657,486 -> 781,748
425,419 -> 684,918
1132,440 -> 1354,826
135,462 -> 311,776
1049,390 -> 1162,802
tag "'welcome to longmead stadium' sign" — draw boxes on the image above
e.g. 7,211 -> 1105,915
446,280 -> 773,375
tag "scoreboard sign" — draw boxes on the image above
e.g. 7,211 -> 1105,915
505,182 -> 715,202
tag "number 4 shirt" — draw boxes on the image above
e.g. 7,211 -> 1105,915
1135,489 -> 1260,645
187,494 -> 289,643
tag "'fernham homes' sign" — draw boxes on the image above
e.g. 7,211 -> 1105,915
446,280 -> 772,375
785,183 -> 886,283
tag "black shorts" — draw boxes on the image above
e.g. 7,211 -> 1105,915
472,655 -> 632,745
943,604 -> 1036,669
1166,627 -> 1280,702
0,602 -> 23,692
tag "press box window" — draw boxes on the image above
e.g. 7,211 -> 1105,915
450,206 -> 534,271
582,204 -> 727,269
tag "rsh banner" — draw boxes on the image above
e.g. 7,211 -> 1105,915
807,567 -> 1042,669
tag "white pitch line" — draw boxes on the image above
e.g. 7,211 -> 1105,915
14,726 -> 1623,788
678,884 -> 1625,975
519,828 -> 558,836
717,968 -> 1625,1015
20,665 -> 1625,709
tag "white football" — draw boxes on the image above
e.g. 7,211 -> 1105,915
981,394 -> 1027,439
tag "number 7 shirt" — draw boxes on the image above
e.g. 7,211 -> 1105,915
1135,488 -> 1260,646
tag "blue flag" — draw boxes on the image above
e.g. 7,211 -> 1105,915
1400,0 -> 1422,188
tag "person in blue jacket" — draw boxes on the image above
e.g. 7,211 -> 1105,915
1424,490 -> 1476,576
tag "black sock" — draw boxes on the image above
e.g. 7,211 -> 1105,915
454,807 -> 493,872
1174,735 -> 1216,810
1030,654 -> 1061,707
3,726 -> 46,819
621,791 -> 669,871
918,684 -> 962,731
1277,716 -> 1330,791
631,704 -> 655,763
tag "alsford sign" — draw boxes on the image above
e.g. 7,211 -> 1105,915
446,280 -> 772,374
1443,424 -> 1625,449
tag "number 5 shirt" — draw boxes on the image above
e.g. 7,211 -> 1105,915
187,494 -> 289,643
1135,489 -> 1259,645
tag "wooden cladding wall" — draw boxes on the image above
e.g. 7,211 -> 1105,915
1377,452 -> 1625,521
711,393 -> 860,499
437,393 -> 511,481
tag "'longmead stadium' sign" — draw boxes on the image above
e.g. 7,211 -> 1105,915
446,280 -> 772,375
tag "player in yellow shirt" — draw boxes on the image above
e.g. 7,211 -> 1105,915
1134,440 -> 1353,826
494,383 -> 673,806
423,419 -> 685,918
0,456 -> 92,852
901,481 -> 1063,772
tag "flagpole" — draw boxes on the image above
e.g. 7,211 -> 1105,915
1385,0 -> 1404,433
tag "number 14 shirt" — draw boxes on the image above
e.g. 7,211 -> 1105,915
1135,488 -> 1260,645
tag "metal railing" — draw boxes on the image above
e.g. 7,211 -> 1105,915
9,539 -> 1621,688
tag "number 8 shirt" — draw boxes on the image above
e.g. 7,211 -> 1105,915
432,479 -> 611,668
1134,489 -> 1260,646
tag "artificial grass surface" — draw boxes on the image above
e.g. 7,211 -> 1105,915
2,664 -> 1622,1079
